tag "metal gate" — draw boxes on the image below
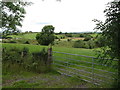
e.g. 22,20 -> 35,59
53,51 -> 118,86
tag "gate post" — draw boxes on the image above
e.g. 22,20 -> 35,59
47,48 -> 52,68
92,58 -> 94,84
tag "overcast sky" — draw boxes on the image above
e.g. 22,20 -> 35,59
21,0 -> 112,32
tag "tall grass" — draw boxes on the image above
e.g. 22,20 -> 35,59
2,46 -> 51,76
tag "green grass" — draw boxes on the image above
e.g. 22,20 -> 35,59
8,33 -> 37,40
2,43 -> 48,53
3,66 -> 94,88
2,43 -> 96,56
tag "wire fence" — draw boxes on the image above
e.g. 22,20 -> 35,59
53,51 -> 118,86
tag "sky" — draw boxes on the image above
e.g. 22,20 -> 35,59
21,0 -> 113,33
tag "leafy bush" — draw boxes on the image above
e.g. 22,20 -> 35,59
87,40 -> 96,49
24,41 -> 30,44
94,35 -> 106,47
67,39 -> 72,42
9,40 -> 16,43
65,33 -> 72,37
55,36 -> 59,39
73,40 -> 96,49
79,34 -> 85,37
60,36 -> 65,39
2,47 -> 51,73
84,35 -> 92,41
73,40 -> 85,48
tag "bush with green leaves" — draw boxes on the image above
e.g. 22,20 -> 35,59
2,47 -> 51,73
73,40 -> 96,49
24,41 -> 30,44
94,35 -> 106,47
67,39 -> 72,42
84,35 -> 92,41
79,34 -> 85,37
87,40 -> 96,49
65,33 -> 72,37
73,40 -> 85,48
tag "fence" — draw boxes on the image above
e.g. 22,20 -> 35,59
52,51 -> 118,86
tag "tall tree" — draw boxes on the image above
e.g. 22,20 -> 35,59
1,1 -> 32,37
36,25 -> 55,45
93,0 -> 120,88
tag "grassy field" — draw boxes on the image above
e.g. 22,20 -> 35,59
3,69 -> 96,88
2,43 -> 96,56
8,33 -> 37,40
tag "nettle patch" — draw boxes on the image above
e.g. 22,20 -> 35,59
2,47 -> 52,74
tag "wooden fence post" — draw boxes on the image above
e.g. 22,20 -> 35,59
47,48 -> 52,68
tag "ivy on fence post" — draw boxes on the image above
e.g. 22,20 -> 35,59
47,48 -> 52,69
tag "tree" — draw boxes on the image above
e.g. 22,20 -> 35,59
93,0 -> 120,88
36,25 -> 55,45
1,1 -> 32,37
94,35 -> 106,47
65,33 -> 72,37
59,31 -> 62,34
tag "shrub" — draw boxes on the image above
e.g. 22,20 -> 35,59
9,40 -> 16,43
79,34 -> 85,37
31,48 -> 49,73
87,40 -> 96,49
2,40 -> 7,43
24,41 -> 30,44
94,35 -> 106,47
58,39 -> 61,41
55,36 -> 59,39
60,36 -> 65,39
83,42 -> 89,49
2,47 -> 51,73
65,33 -> 72,37
67,39 -> 72,42
84,35 -> 92,41
73,40 -> 96,49
73,40 -> 85,48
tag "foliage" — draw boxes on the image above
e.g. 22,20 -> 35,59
87,40 -> 96,49
73,40 -> 95,49
93,0 -> 120,88
2,47 -> 50,73
36,25 -> 55,45
94,35 -> 106,47
83,35 -> 92,41
1,1 -> 32,37
67,39 -> 71,42
59,31 -> 62,34
79,34 -> 85,37
73,40 -> 85,48
55,36 -> 59,39
9,40 -> 17,43
65,33 -> 73,37
24,41 -> 30,44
